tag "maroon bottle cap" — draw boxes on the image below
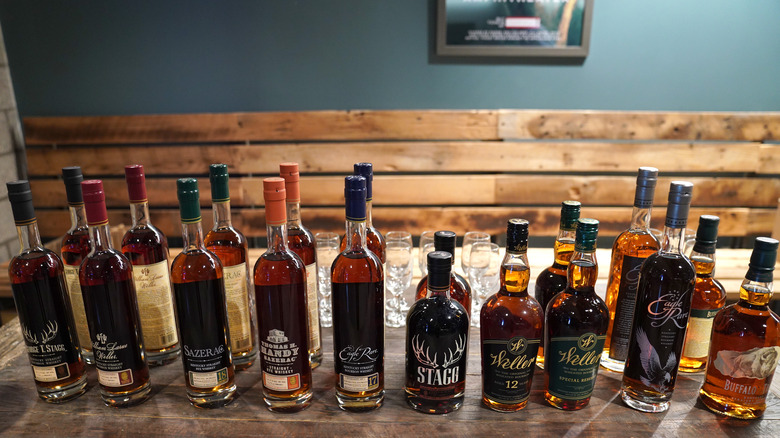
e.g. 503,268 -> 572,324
81,179 -> 109,226
124,164 -> 148,203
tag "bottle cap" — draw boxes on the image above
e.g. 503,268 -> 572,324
665,181 -> 694,228
280,162 -> 301,202
62,166 -> 84,205
506,218 -> 529,254
6,180 -> 36,225
560,200 -> 581,231
634,166 -> 659,208
427,250 -> 452,289
344,175 -> 367,222
263,177 -> 287,226
692,215 -> 719,254
746,237 -> 779,282
434,230 -> 457,258
353,163 -> 373,201
81,180 -> 109,226
176,178 -> 201,224
209,164 -> 230,203
124,164 -> 148,203
574,218 -> 599,252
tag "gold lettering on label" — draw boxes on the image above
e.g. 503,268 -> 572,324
558,347 -> 600,366
490,350 -> 534,370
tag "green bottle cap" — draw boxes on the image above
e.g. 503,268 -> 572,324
747,237 -> 779,283
209,164 -> 230,203
177,178 -> 201,224
692,215 -> 719,254
574,218 -> 599,252
560,200 -> 581,231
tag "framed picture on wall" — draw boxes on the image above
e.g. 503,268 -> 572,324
436,0 -> 593,58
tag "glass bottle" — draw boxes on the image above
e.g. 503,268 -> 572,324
254,177 -> 313,412
120,164 -> 180,365
331,175 -> 385,411
699,237 -> 780,419
602,167 -> 660,372
204,164 -> 258,371
171,178 -> 237,408
480,219 -> 542,412
340,163 -> 386,263
7,181 -> 87,403
534,200 -> 580,369
414,230 -> 472,315
544,218 -> 609,410
405,251 -> 469,414
79,179 -> 151,407
679,215 -> 726,373
621,181 -> 696,413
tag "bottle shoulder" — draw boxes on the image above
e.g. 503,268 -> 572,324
331,249 -> 383,283
641,251 -> 696,279
254,249 -> 306,285
9,248 -> 63,282
408,296 -> 469,330
548,289 -> 609,319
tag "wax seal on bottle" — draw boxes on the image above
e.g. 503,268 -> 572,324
124,165 -> 148,203
62,167 -> 85,205
634,167 -> 659,208
263,177 -> 287,226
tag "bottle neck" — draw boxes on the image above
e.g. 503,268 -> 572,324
286,201 -> 303,229
212,201 -> 232,230
345,218 -> 367,251
690,249 -> 716,276
567,249 -> 598,293
130,201 -> 150,227
659,225 -> 685,255
628,206 -> 652,232
68,204 -> 87,231
267,223 -> 289,253
738,279 -> 773,307
500,250 -> 530,296
427,282 -> 451,299
553,228 -> 576,266
88,223 -> 114,252
182,220 -> 205,252
366,200 -> 374,228
16,222 -> 44,253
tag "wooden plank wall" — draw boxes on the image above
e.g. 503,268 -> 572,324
21,110 -> 780,240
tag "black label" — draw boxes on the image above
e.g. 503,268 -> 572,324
482,337 -> 539,404
608,255 -> 645,361
174,279 -> 232,375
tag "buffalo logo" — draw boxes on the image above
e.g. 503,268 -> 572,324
578,333 -> 597,351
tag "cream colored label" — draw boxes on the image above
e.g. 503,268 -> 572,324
263,371 -> 301,391
222,263 -> 253,352
132,260 -> 178,350
63,264 -> 92,352
32,363 -> 70,382
189,367 -> 229,388
340,373 -> 379,392
305,263 -> 321,352
97,368 -> 134,387
683,316 -> 716,359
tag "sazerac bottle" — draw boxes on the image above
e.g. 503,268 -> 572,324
171,178 -> 236,408
544,218 -> 609,410
60,167 -> 94,364
121,165 -> 180,365
414,230 -> 472,315
79,179 -> 151,407
340,163 -> 386,263
602,167 -> 660,372
406,251 -> 469,414
331,175 -> 385,411
621,181 -> 696,413
480,219 -> 543,412
7,181 -> 87,403
204,164 -> 258,371
254,177 -> 313,412
699,237 -> 780,420
280,162 -> 322,369
679,215 -> 726,373
534,200 -> 580,369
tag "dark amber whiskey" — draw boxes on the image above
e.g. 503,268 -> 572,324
340,163 -> 386,263
415,231 -> 472,315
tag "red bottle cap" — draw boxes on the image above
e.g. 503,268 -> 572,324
279,162 -> 300,202
124,164 -> 148,203
263,177 -> 287,226
81,179 -> 109,226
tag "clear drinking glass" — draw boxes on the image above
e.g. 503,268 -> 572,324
461,231 -> 490,281
468,241 -> 501,328
418,231 -> 435,277
385,240 -> 413,328
315,232 -> 340,328
386,231 -> 414,313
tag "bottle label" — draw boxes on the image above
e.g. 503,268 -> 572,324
97,368 -> 134,387
408,333 -> 468,398
482,336 -> 539,404
714,346 -> 780,380
547,333 -> 606,401
63,264 -> 92,352
32,363 -> 71,382
305,262 -> 321,352
222,263 -> 253,352
189,367 -> 230,389
260,328 -> 304,391
263,371 -> 301,391
609,254 -> 645,362
132,260 -> 179,350
682,308 -> 721,359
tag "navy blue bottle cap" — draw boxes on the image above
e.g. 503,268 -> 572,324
344,175 -> 367,221
506,218 -> 529,253
427,251 -> 452,289
634,167 -> 659,208
353,163 -> 373,201
574,218 -> 599,252
7,180 -> 36,225
62,166 -> 84,205
434,231 -> 457,258
665,181 -> 694,228
747,237 -> 779,282
692,215 -> 719,254
560,201 -> 581,231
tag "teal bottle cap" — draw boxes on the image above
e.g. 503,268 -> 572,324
747,237 -> 779,282
560,200 -> 581,231
574,218 -> 599,252
692,215 -> 719,254
177,178 -> 201,224
209,164 -> 230,203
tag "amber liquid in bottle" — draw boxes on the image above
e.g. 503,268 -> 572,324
534,237 -> 574,368
678,255 -> 725,373
415,272 -> 471,315
60,203 -> 93,363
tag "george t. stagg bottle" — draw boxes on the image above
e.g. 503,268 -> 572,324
415,230 -> 472,315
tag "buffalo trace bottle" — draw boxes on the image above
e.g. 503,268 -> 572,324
679,215 -> 726,373
121,165 -> 180,365
80,179 -> 151,407
414,230 -> 472,315
59,167 -> 93,364
331,175 -> 385,411
534,200 -> 580,369
204,164 -> 258,371
405,251 -> 469,414
544,218 -> 609,410
340,163 -> 386,263
480,219 -> 543,412
254,178 -> 313,412
621,181 -> 696,413
171,178 -> 236,408
280,162 -> 322,369
7,181 -> 87,402
699,237 -> 780,419
601,167 -> 660,372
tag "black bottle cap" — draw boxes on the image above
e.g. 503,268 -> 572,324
506,218 -> 529,254
560,200 -> 581,231
664,181 -> 694,228
344,175 -> 367,221
574,218 -> 599,252
427,251 -> 452,289
692,215 -> 719,254
353,163 -> 373,201
634,166 -> 659,208
746,237 -> 779,283
62,166 -> 84,205
434,230 -> 457,258
7,180 -> 37,225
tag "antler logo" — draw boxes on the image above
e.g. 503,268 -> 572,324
412,334 -> 466,369
22,321 -> 58,345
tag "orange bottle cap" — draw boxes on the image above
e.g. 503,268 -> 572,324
279,162 -> 300,202
263,177 -> 287,225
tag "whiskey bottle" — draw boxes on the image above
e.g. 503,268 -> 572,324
341,163 -> 386,263
699,237 -> 780,419
544,218 -> 609,410
534,200 -> 580,369
332,175 -> 385,411
204,164 -> 258,371
679,215 -> 726,373
254,177 -> 313,412
280,162 -> 322,369
171,178 -> 237,408
480,219 -> 543,412
60,166 -> 93,364
414,230 -> 472,315
80,179 -> 151,407
621,181 -> 696,413
7,181 -> 87,403
602,167 -> 660,372
121,165 -> 180,365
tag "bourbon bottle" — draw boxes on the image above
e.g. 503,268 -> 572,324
7,181 -> 87,403
254,177 -> 313,412
414,230 -> 472,315
480,219 -> 543,412
204,164 -> 258,371
699,237 -> 780,419
340,163 -> 386,263
171,178 -> 236,408
602,167 -> 660,372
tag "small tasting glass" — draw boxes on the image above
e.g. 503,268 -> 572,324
315,232 -> 340,328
